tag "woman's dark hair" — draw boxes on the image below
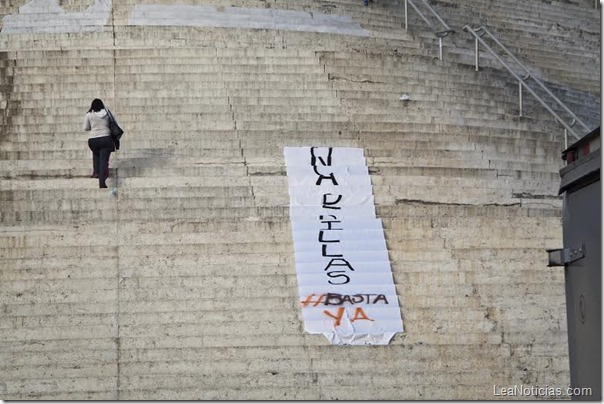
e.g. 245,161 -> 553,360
88,98 -> 105,113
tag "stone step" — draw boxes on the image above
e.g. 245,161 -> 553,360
5,95 -> 344,110
0,207 -> 117,224
108,26 -> 416,51
0,146 -> 245,160
0,207 -> 246,224
7,57 -> 114,68
5,116 -> 236,128
8,87 -> 227,99
333,89 -> 512,108
319,56 -> 477,77
10,71 -> 332,84
225,80 -> 334,90
229,97 -> 340,106
470,11 -> 597,34
377,176 -> 559,193
118,56 -> 322,66
327,74 -> 513,97
342,98 -> 509,115
9,82 -> 224,93
0,32 -> 116,52
233,105 -> 345,114
0,185 -> 254,202
234,120 -> 355,131
115,64 -> 325,74
436,0 -> 596,25
236,112 -> 347,122
7,111 -> 232,126
2,131 -> 241,143
4,195 -> 258,213
328,75 -> 522,99
0,162 -> 250,178
5,119 -> 237,135
115,48 -> 318,58
345,107 -> 515,123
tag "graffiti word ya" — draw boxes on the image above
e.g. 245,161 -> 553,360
301,293 -> 389,307
323,307 -> 374,327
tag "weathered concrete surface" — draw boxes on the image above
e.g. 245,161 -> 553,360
1,0 -> 111,34
129,4 -> 370,37
1,0 -> 598,400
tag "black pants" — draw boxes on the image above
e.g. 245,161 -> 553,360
88,136 -> 114,188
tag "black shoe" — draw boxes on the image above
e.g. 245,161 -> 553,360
100,184 -> 108,188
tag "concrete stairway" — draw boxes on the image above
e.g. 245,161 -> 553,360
0,0 -> 586,400
414,0 -> 600,90
403,0 -> 600,132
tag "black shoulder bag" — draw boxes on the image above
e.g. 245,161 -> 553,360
107,109 -> 124,150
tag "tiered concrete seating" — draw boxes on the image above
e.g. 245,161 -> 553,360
403,0 -> 600,131
414,0 -> 599,88
0,0 -> 591,400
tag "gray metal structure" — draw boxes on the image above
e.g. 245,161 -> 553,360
548,127 -> 601,401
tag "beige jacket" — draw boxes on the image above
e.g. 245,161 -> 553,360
83,109 -> 111,139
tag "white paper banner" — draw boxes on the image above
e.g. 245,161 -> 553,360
296,273 -> 396,287
285,146 -> 404,345
284,147 -> 366,166
286,172 -> 372,188
289,206 -> 377,221
288,190 -> 374,209
292,228 -> 387,244
294,260 -> 393,275
291,218 -> 384,231
294,251 -> 392,267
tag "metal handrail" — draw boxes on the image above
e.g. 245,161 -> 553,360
463,25 -> 585,141
404,0 -> 455,60
476,26 -> 590,133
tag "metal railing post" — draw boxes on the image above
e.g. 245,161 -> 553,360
518,81 -> 523,117
474,37 -> 479,71
565,129 -> 568,149
404,0 -> 454,60
439,37 -> 443,61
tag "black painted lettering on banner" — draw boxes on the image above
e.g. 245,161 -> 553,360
322,244 -> 343,258
308,147 -> 354,286
326,271 -> 351,285
318,230 -> 340,243
320,215 -> 343,230
310,147 -> 333,166
322,193 -> 342,210
324,258 -> 355,272
313,166 -> 338,186
373,294 -> 389,304
323,293 -> 390,306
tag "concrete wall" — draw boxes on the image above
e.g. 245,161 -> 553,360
1,0 -> 598,400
